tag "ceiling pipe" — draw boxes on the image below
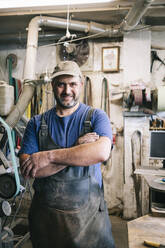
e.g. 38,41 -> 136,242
5,0 -> 153,128
120,0 -> 154,32
0,32 -> 64,43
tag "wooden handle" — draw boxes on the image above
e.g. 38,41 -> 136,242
144,240 -> 160,247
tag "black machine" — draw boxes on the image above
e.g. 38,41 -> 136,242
150,131 -> 165,168
149,131 -> 165,214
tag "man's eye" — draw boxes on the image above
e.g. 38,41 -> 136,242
70,83 -> 78,87
57,82 -> 65,87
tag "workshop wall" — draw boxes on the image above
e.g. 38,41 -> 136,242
151,31 -> 165,87
0,29 -> 164,219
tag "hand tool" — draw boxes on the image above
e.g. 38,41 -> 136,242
144,240 -> 165,248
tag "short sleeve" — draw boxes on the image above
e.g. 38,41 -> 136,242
92,109 -> 112,141
19,117 -> 39,155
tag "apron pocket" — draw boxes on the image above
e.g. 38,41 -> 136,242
39,176 -> 90,210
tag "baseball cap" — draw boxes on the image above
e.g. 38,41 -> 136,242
51,61 -> 83,80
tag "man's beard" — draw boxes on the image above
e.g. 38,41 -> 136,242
54,93 -> 79,109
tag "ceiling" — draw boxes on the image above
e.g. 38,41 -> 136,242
0,0 -> 165,48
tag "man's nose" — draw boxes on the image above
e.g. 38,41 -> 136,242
64,84 -> 71,94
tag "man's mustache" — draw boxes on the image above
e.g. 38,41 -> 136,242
61,94 -> 73,97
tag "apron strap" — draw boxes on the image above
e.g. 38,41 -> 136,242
80,107 -> 95,136
39,114 -> 60,151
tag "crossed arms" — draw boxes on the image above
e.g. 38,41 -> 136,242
19,132 -> 111,179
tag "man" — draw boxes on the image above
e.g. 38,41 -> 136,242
19,60 -> 115,248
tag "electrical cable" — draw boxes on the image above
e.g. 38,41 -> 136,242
40,29 -> 107,48
66,0 -> 71,38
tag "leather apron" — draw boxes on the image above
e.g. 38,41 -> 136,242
28,115 -> 115,248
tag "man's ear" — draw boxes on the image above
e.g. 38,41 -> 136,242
51,81 -> 55,90
80,76 -> 84,87
79,80 -> 84,92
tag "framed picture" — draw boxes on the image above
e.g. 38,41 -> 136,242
102,46 -> 120,72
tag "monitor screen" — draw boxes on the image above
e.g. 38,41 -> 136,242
150,131 -> 165,159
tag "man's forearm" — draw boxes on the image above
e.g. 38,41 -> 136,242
34,164 -> 67,178
19,153 -> 66,178
48,136 -> 111,166
20,136 -> 111,178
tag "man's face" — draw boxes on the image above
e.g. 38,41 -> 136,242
52,75 -> 83,109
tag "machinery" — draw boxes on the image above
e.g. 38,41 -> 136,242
0,116 -> 26,248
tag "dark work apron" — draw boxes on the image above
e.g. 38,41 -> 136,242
28,113 -> 115,248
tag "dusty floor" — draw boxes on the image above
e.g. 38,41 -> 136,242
110,215 -> 129,248
12,215 -> 128,248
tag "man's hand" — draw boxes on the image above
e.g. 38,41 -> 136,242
76,132 -> 99,145
20,151 -> 51,178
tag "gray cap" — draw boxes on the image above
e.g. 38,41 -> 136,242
51,61 -> 83,80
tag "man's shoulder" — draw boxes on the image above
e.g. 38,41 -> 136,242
78,103 -> 102,115
91,107 -> 109,121
34,107 -> 56,124
78,103 -> 109,121
27,107 -> 55,128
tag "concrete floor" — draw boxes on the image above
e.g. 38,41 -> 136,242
15,215 -> 128,248
110,215 -> 128,248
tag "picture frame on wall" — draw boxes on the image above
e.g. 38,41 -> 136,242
102,46 -> 120,72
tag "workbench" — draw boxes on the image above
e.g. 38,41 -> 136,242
144,174 -> 165,216
135,168 -> 165,215
128,170 -> 165,248
128,214 -> 165,248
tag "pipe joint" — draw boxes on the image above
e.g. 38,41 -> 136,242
23,80 -> 37,88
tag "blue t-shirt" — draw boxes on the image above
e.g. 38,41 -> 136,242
19,103 -> 112,187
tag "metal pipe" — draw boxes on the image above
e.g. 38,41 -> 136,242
120,0 -> 154,31
0,32 -> 63,43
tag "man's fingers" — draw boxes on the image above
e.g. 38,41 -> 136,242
84,133 -> 99,139
21,158 -> 31,175
31,167 -> 37,178
84,132 -> 97,136
78,133 -> 99,144
21,156 -> 31,167
24,163 -> 33,177
21,157 -> 34,177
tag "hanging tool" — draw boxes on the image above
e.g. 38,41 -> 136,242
101,78 -> 111,163
101,77 -> 110,118
144,240 -> 165,248
150,51 -> 165,72
83,76 -> 93,106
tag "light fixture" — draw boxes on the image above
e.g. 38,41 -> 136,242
0,0 -> 113,9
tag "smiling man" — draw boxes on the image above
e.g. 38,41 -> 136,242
19,60 -> 115,248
